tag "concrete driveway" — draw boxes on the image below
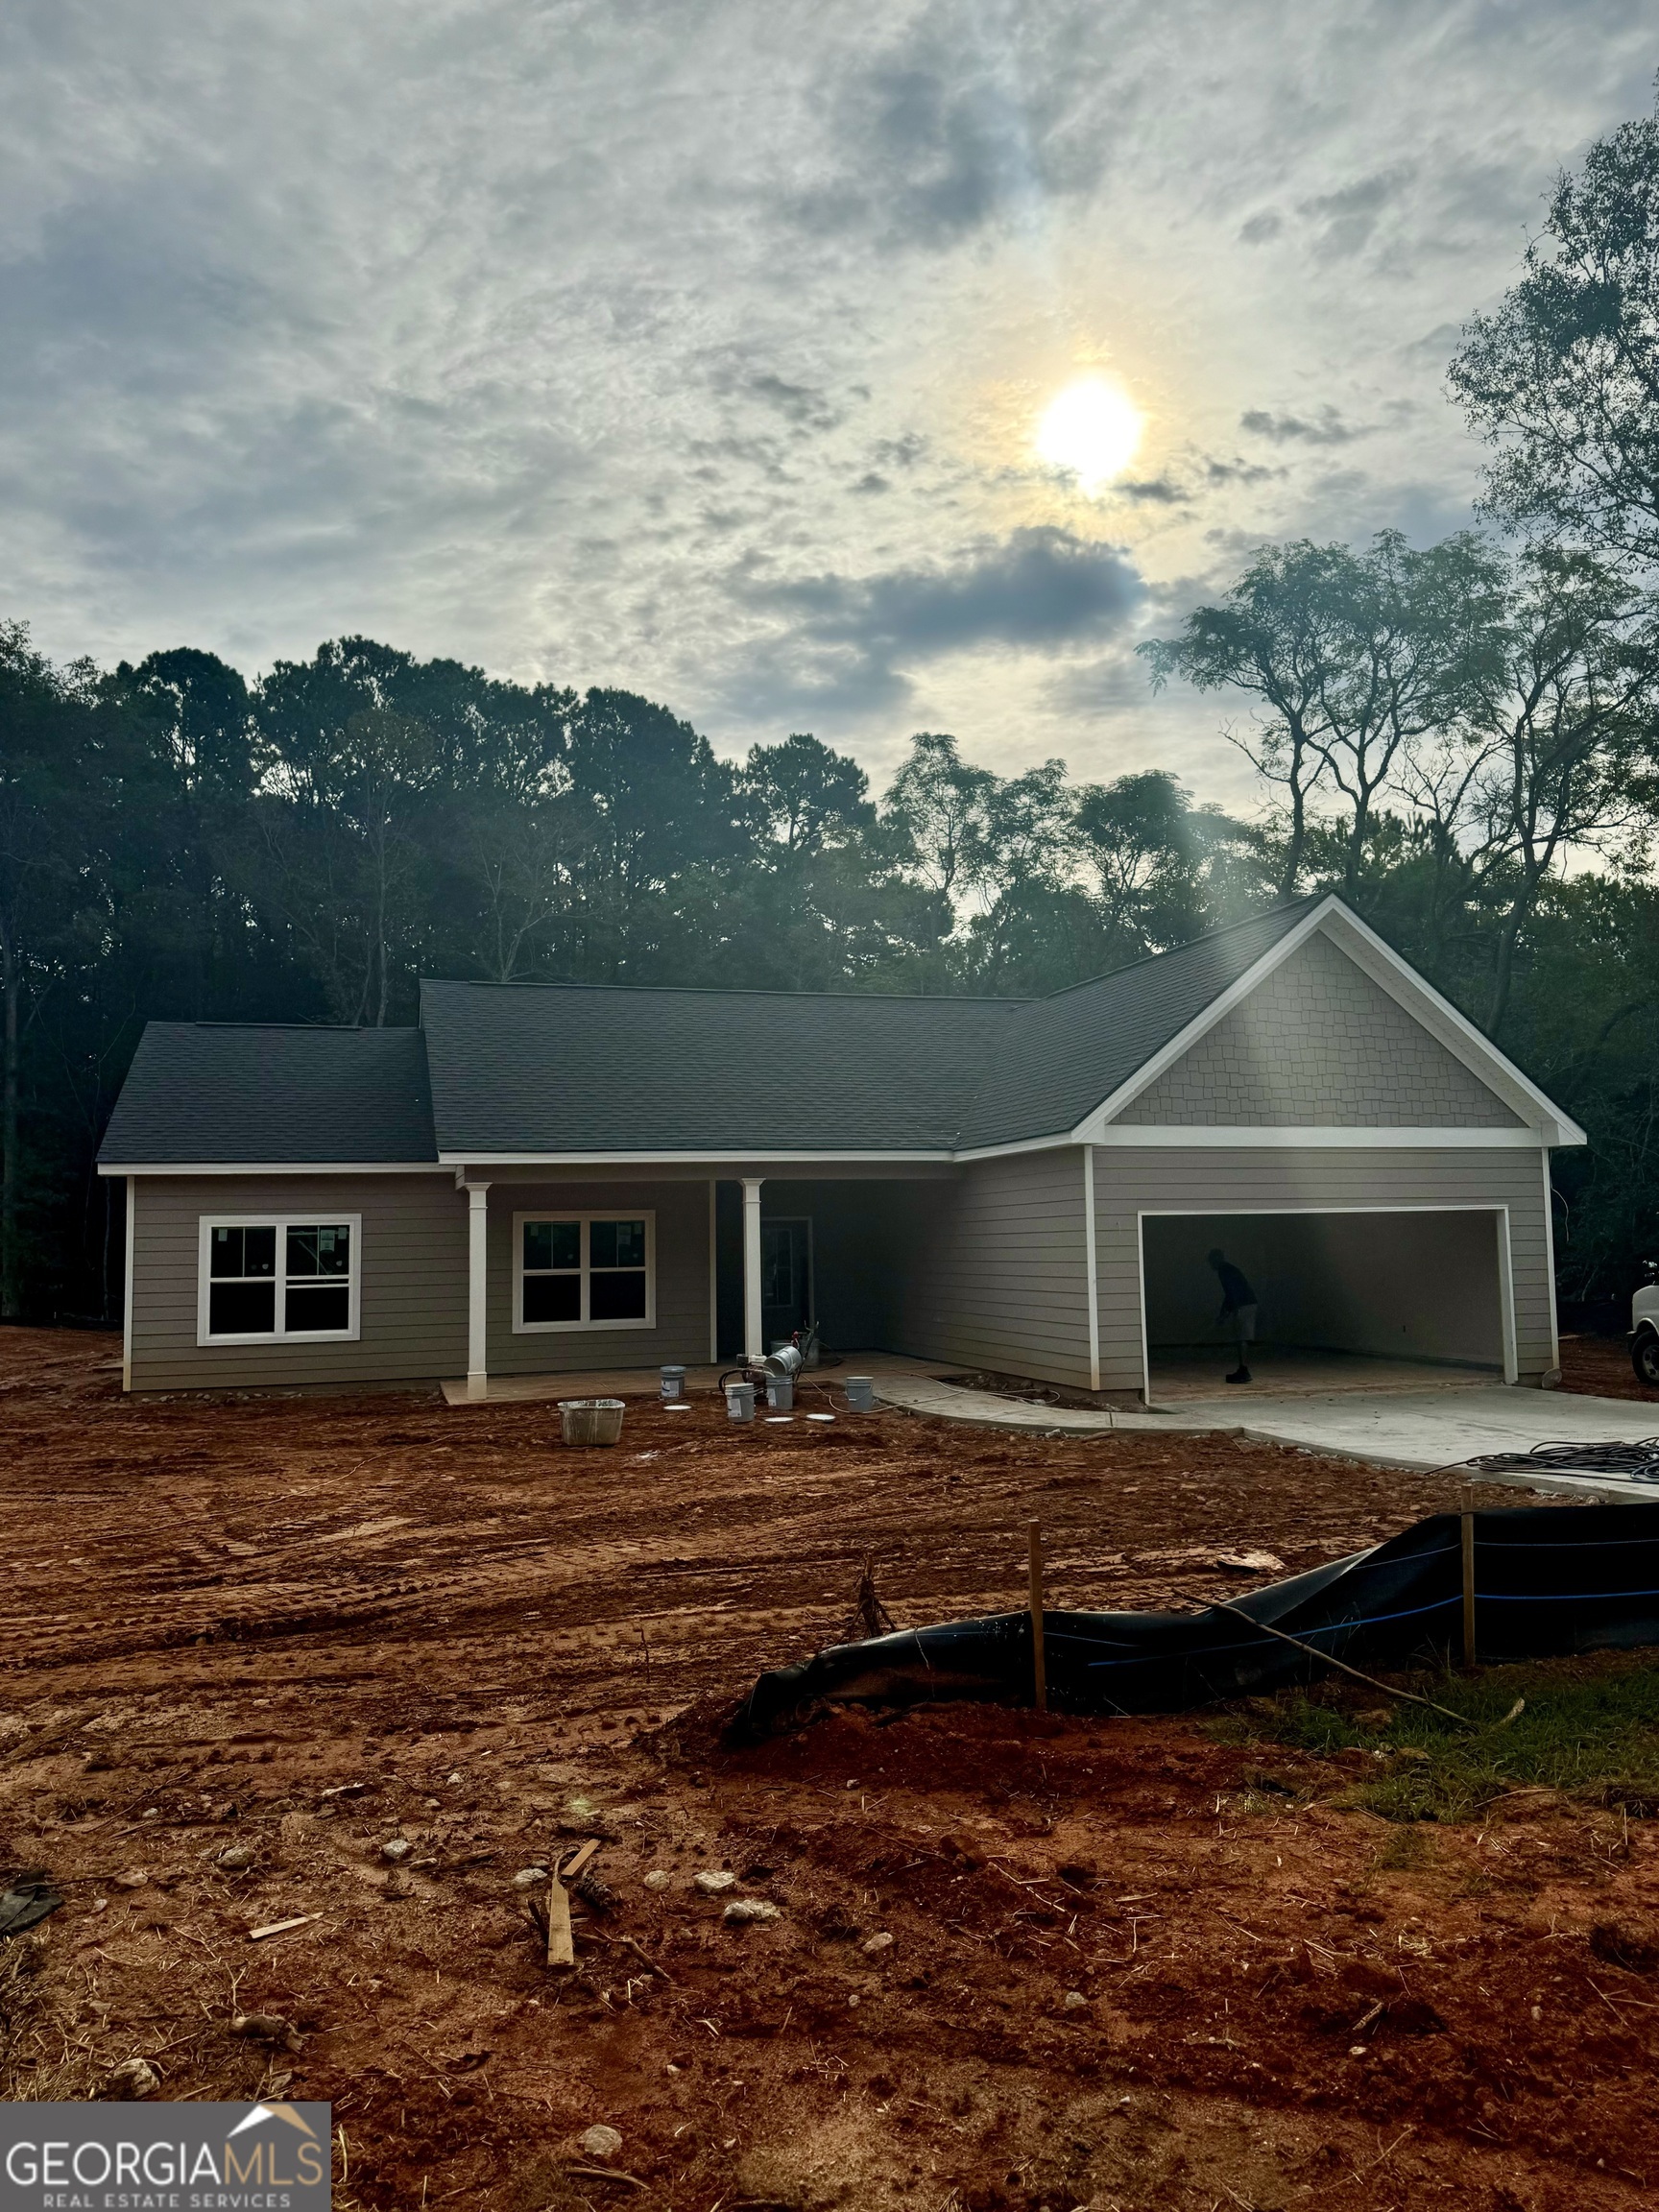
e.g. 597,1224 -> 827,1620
874,1373 -> 1659,1500
1169,1383 -> 1659,1491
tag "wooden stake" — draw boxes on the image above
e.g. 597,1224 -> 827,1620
1461,1509 -> 1478,1670
544,1871 -> 574,1969
1027,1518 -> 1046,1712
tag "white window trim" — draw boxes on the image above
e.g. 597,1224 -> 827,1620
197,1214 -> 363,1347
513,1209 -> 657,1334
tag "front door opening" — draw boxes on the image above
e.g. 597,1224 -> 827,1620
1141,1209 -> 1510,1401
760,1217 -> 813,1349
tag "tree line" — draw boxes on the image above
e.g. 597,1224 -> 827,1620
6,88 -> 1659,1327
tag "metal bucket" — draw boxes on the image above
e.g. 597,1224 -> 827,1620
760,1344 -> 805,1382
726,1382 -> 756,1423
766,1376 -> 794,1410
559,1398 -> 626,1447
845,1375 -> 876,1412
659,1364 -> 686,1400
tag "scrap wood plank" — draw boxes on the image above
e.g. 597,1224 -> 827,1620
249,1912 -> 321,1941
561,1839 -> 601,1882
545,1874 -> 574,1968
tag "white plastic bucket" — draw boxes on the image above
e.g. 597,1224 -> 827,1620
845,1376 -> 876,1412
726,1382 -> 756,1422
660,1365 -> 686,1400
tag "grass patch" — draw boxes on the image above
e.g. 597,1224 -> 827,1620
1208,1649 -> 1659,1823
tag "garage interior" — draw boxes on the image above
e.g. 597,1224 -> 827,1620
1141,1209 -> 1511,1402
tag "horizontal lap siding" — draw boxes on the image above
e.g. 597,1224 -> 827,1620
130,1174 -> 467,1391
486,1181 -> 709,1374
885,1151 -> 1092,1388
1093,1146 -> 1556,1393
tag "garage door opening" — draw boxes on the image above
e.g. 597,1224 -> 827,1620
1140,1209 -> 1514,1404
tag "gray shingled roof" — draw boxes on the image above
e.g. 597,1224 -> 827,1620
961,898 -> 1321,1146
98,1024 -> 437,1166
100,900 -> 1325,1164
419,899 -> 1320,1155
419,977 -> 1010,1153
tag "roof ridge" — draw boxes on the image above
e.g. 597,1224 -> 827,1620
1031,893 -> 1326,1004
418,976 -> 1032,1008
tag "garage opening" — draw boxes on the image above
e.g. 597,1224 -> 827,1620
1141,1209 -> 1512,1402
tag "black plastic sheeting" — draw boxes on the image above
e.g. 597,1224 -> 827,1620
740,1502 -> 1659,1735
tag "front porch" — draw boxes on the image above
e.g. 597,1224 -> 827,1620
439,1347 -> 947,1407
451,1166 -> 965,1402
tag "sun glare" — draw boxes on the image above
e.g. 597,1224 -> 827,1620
1035,375 -> 1143,493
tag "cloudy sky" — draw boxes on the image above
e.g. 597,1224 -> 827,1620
3,3 -> 1655,801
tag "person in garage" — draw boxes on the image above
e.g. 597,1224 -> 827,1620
1208,1248 -> 1258,1384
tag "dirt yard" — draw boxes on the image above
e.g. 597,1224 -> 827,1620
2,1328 -> 1657,2211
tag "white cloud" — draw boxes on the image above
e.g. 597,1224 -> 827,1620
0,0 -> 1654,797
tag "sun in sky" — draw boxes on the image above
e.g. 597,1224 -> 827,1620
1035,374 -> 1144,493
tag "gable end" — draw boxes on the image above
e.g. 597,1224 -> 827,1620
1114,931 -> 1525,1129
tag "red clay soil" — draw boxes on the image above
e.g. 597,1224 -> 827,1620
1,1327 -> 1656,2211
1557,1334 -> 1659,1406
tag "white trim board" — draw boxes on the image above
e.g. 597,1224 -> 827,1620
1082,1144 -> 1100,1393
442,1159 -> 959,1176
121,1174 -> 135,1393
1090,1125 -> 1546,1149
1073,897 -> 1585,1150
101,1161 -> 448,1177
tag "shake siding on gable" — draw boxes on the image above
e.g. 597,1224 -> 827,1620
128,1172 -> 467,1392
881,1151 -> 1093,1389
1091,1145 -> 1555,1391
1118,933 -> 1524,1127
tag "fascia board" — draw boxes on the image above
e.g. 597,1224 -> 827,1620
950,1130 -> 1080,1162
1070,895 -> 1586,1148
1313,903 -> 1587,1145
98,1161 -> 449,1176
435,1148 -> 957,1166
1089,1124 -> 1546,1148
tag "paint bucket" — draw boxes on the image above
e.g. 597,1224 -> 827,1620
845,1375 -> 876,1412
766,1377 -> 794,1410
559,1398 -> 626,1447
660,1364 -> 686,1400
726,1382 -> 756,1423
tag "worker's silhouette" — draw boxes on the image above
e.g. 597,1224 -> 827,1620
1208,1248 -> 1257,1384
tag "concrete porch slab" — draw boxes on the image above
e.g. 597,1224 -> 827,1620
440,1350 -> 945,1407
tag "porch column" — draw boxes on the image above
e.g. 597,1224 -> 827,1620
467,1182 -> 492,1400
741,1176 -> 764,1358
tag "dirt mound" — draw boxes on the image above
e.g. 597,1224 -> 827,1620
1,1329 -> 1653,2209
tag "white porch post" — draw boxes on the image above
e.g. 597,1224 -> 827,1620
741,1176 -> 764,1358
467,1182 -> 492,1400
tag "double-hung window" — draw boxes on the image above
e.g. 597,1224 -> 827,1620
515,1212 -> 654,1332
198,1216 -> 361,1344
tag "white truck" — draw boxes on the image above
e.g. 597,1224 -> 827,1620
1631,1274 -> 1659,1385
